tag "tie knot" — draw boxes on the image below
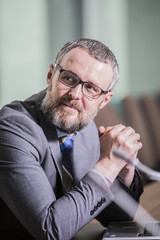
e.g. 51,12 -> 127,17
59,135 -> 74,151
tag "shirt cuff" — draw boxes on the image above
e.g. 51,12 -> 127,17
89,169 -> 112,188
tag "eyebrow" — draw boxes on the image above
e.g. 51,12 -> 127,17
64,68 -> 100,86
65,69 -> 80,79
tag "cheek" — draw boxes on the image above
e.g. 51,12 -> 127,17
50,81 -> 69,99
82,99 -> 99,113
55,89 -> 68,99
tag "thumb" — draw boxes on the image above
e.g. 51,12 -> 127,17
98,126 -> 105,137
98,126 -> 113,137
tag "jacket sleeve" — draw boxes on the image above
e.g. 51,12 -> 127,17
96,169 -> 144,226
0,109 -> 115,240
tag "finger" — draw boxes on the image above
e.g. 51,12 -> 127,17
119,140 -> 142,157
114,127 -> 141,148
98,126 -> 105,137
125,163 -> 134,169
107,124 -> 126,138
105,126 -> 113,133
119,126 -> 135,138
121,132 -> 141,147
100,126 -> 113,137
124,133 -> 142,151
134,141 -> 143,151
131,150 -> 138,158
131,132 -> 141,142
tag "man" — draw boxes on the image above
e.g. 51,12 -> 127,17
0,38 -> 143,240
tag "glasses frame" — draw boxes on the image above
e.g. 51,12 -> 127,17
54,63 -> 110,99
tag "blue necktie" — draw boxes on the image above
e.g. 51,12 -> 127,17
59,135 -> 74,192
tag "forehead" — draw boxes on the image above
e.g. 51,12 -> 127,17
60,47 -> 104,68
59,48 -> 113,89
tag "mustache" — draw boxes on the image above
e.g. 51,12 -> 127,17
53,95 -> 82,112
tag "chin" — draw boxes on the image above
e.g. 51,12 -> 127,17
63,118 -> 79,129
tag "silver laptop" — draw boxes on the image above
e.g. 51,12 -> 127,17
102,221 -> 160,240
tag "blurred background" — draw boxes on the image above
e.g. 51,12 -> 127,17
0,0 -> 160,107
1,0 -> 160,210
0,0 -> 160,183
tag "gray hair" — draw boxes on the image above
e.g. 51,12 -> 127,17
54,38 -> 119,91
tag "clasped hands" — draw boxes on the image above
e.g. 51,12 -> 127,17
94,124 -> 142,187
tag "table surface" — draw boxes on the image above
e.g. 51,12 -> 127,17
136,181 -> 160,221
73,181 -> 160,240
73,219 -> 106,240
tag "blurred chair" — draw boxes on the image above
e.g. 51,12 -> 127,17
157,90 -> 160,113
94,104 -> 123,128
140,94 -> 160,168
95,96 -> 160,185
122,95 -> 158,173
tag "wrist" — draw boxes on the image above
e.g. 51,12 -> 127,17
94,160 -> 121,184
118,165 -> 135,187
90,169 -> 112,187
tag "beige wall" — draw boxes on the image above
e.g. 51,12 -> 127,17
129,0 -> 160,97
0,0 -> 49,106
0,0 -> 160,108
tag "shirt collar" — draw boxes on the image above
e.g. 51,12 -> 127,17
56,128 -> 78,138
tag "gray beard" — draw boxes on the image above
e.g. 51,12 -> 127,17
41,89 -> 98,134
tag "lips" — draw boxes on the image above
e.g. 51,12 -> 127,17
61,102 -> 80,112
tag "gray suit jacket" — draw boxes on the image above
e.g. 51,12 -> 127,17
0,90 -> 143,240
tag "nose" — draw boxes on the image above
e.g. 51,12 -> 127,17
69,84 -> 82,99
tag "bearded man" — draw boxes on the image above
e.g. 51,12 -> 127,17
0,38 -> 143,240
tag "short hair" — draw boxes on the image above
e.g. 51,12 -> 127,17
54,38 -> 119,90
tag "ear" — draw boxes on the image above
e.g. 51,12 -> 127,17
99,91 -> 113,109
46,64 -> 54,85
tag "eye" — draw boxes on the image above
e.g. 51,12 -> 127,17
85,83 -> 100,94
60,72 -> 78,86
63,76 -> 74,83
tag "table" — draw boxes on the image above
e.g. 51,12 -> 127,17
136,181 -> 160,221
73,220 -> 106,240
73,181 -> 160,240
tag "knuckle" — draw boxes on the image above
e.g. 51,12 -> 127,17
119,124 -> 125,127
136,133 -> 140,140
127,126 -> 135,133
108,132 -> 114,139
106,126 -> 112,133
118,124 -> 126,129
138,141 -> 143,149
108,129 -> 115,138
125,142 -> 132,150
114,123 -> 126,130
115,134 -> 124,143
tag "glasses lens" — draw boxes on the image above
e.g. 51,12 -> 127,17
60,71 -> 79,87
83,83 -> 101,98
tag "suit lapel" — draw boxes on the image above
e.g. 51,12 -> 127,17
36,99 -> 63,182
32,89 -> 99,188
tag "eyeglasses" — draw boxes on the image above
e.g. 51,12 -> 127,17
54,63 -> 110,99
